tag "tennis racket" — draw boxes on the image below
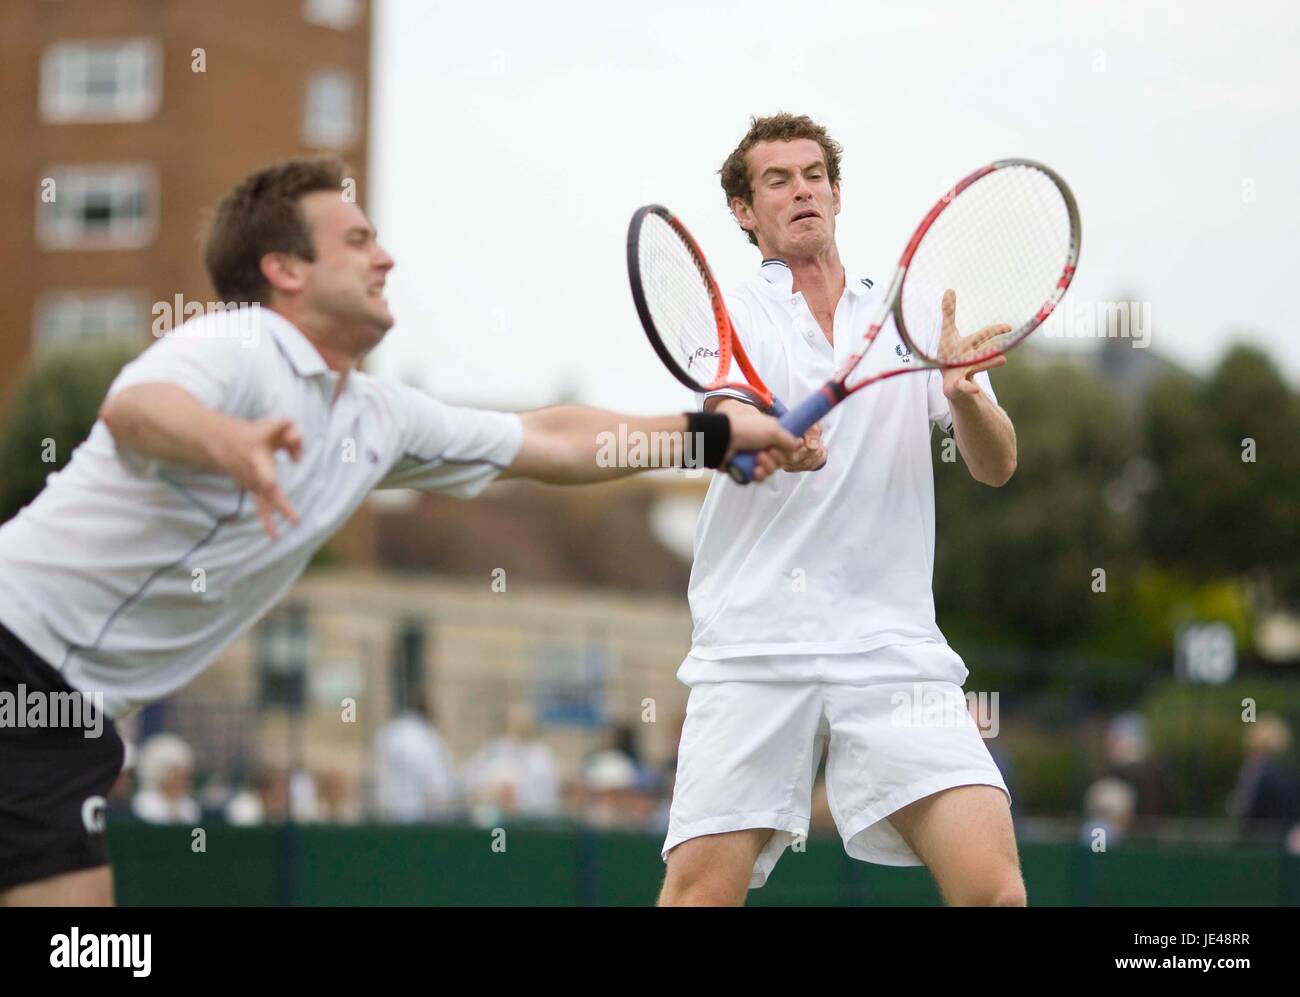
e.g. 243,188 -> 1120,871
728,157 -> 1081,484
627,204 -> 786,418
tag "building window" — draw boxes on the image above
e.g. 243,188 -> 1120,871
34,290 -> 148,350
257,606 -> 310,711
37,164 -> 157,250
40,39 -> 161,123
390,620 -> 428,714
303,70 -> 357,149
303,0 -> 362,30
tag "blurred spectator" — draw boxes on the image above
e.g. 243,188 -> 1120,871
661,714 -> 686,784
197,771 -> 236,814
561,776 -> 588,823
1080,776 -> 1137,847
226,765 -> 324,824
105,739 -> 137,822
1103,712 -> 1167,832
224,778 -> 265,826
316,768 -> 362,824
132,733 -> 201,824
609,722 -> 645,769
1287,823 -> 1300,857
372,692 -> 460,822
585,749 -> 639,795
1231,713 -> 1300,841
288,768 -> 321,822
463,703 -> 560,823
587,721 -> 661,793
647,714 -> 689,833
582,748 -> 661,829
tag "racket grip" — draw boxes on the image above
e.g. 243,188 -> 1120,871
725,388 -> 837,485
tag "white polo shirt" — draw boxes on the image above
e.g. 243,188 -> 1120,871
0,307 -> 521,718
683,259 -> 995,685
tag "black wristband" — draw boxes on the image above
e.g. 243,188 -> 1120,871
684,411 -> 730,469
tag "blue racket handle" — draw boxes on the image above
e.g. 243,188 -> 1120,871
726,388 -> 837,484
768,396 -> 787,418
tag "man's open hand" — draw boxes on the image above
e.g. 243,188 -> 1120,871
212,417 -> 303,539
939,289 -> 1010,401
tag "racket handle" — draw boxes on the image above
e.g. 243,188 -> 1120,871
726,388 -> 837,485
768,396 -> 787,418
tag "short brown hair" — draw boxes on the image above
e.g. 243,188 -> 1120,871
719,113 -> 843,246
203,156 -> 350,303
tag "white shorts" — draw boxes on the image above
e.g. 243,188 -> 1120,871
663,666 -> 1010,889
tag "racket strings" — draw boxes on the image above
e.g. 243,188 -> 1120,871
901,164 -> 1073,367
637,213 -> 729,388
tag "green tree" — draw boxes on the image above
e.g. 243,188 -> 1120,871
932,351 -> 1139,648
0,341 -> 140,525
1141,345 -> 1300,604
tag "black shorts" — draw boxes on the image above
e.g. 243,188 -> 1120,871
0,622 -> 125,892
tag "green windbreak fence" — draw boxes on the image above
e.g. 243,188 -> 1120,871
107,824 -> 1300,907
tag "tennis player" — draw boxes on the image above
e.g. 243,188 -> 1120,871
658,114 -> 1025,906
0,156 -> 797,906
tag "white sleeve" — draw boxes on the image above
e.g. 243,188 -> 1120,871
106,316 -> 253,415
378,382 -> 523,498
928,368 -> 998,433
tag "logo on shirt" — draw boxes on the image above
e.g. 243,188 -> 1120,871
895,344 -> 912,364
82,795 -> 107,834
365,447 -> 381,465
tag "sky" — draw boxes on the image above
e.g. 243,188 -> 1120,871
367,0 -> 1300,412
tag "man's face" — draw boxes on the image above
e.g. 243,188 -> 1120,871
294,191 -> 395,350
733,138 -> 840,259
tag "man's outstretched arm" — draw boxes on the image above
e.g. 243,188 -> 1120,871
101,383 -> 303,538
103,387 -> 801,536
502,405 -> 798,485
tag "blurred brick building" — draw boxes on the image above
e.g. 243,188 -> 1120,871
0,0 -> 371,396
0,0 -> 374,545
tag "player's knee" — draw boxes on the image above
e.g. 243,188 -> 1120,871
658,878 -> 747,907
658,862 -> 749,907
659,843 -> 752,906
948,873 -> 1025,907
970,877 -> 1026,907
989,880 -> 1027,907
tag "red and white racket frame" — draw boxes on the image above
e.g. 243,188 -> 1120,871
728,158 -> 1081,483
628,204 -> 785,416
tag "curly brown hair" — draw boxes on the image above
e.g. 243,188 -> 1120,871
203,156 -> 351,304
719,113 -> 843,246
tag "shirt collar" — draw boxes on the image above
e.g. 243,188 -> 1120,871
263,308 -> 331,378
755,258 -> 874,300
757,258 -> 795,296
